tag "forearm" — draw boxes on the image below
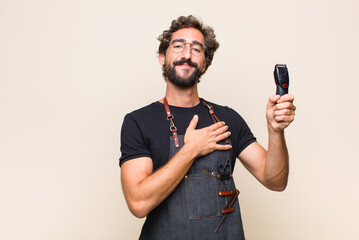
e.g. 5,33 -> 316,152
122,117 -> 231,218
122,145 -> 197,218
264,124 -> 289,191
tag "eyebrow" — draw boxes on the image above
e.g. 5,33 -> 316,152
171,39 -> 204,48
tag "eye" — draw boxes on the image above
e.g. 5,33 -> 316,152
172,42 -> 184,49
191,45 -> 203,53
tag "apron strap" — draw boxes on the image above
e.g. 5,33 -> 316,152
163,97 -> 229,147
200,98 -> 230,144
163,98 -> 179,148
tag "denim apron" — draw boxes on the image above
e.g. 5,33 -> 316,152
139,100 -> 245,240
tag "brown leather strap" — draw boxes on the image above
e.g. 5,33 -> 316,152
215,189 -> 240,233
163,98 -> 172,118
221,207 -> 234,214
218,190 -> 234,196
200,98 -> 229,144
220,189 -> 239,214
216,173 -> 232,180
223,189 -> 239,210
163,98 -> 179,148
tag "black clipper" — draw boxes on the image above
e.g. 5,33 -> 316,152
274,64 -> 289,96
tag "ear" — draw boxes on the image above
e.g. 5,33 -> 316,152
159,53 -> 165,66
201,61 -> 207,73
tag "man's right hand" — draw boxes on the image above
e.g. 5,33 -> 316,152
184,115 -> 232,158
121,115 -> 231,218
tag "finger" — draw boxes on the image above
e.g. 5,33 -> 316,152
212,125 -> 229,136
187,115 -> 199,131
267,95 -> 281,109
277,94 -> 295,103
215,143 -> 232,151
275,115 -> 295,122
274,102 -> 296,111
274,108 -> 295,116
208,121 -> 226,131
214,131 -> 231,143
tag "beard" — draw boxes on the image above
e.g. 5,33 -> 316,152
162,59 -> 202,89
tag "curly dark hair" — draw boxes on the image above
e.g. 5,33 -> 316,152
157,15 -> 219,74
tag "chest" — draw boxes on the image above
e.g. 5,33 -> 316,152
143,108 -> 235,171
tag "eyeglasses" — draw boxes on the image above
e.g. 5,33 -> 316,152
169,40 -> 205,57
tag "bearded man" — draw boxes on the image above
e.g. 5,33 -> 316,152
119,15 -> 296,240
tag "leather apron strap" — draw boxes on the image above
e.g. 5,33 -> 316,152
163,98 -> 179,148
163,97 -> 229,148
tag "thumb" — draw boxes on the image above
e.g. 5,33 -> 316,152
187,115 -> 199,131
267,95 -> 280,109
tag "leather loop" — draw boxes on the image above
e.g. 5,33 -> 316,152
218,190 -> 233,196
217,173 -> 232,180
221,207 -> 234,214
172,129 -> 179,148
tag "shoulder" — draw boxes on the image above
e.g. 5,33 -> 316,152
126,101 -> 162,117
121,101 -> 170,142
124,101 -> 165,123
201,99 -> 250,134
202,99 -> 243,120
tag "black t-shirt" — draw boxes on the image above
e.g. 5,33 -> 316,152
119,100 -> 256,171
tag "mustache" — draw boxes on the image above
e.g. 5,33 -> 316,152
173,59 -> 198,68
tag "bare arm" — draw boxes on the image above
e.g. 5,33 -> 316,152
121,115 -> 232,218
238,94 -> 296,191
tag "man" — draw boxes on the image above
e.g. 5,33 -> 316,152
120,15 -> 296,240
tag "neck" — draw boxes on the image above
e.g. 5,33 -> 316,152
162,81 -> 200,107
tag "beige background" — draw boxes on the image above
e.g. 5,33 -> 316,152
1,0 -> 359,239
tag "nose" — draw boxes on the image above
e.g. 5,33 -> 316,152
181,43 -> 192,59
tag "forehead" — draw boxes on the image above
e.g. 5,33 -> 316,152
170,28 -> 205,44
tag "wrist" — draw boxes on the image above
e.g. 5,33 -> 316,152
267,122 -> 285,136
180,144 -> 199,161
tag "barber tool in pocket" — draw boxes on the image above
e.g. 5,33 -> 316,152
217,159 -> 232,180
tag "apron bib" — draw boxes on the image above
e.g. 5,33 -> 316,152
139,99 -> 245,240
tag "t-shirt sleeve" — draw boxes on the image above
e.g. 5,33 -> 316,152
119,114 -> 151,167
230,108 -> 257,155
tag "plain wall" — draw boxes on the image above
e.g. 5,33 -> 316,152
1,0 -> 359,239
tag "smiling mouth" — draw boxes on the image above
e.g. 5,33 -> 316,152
173,59 -> 198,68
176,63 -> 193,68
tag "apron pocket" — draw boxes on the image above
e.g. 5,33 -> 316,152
184,172 -> 220,220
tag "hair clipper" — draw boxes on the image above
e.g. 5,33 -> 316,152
274,64 -> 289,96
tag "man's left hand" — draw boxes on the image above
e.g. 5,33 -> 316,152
266,94 -> 296,132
